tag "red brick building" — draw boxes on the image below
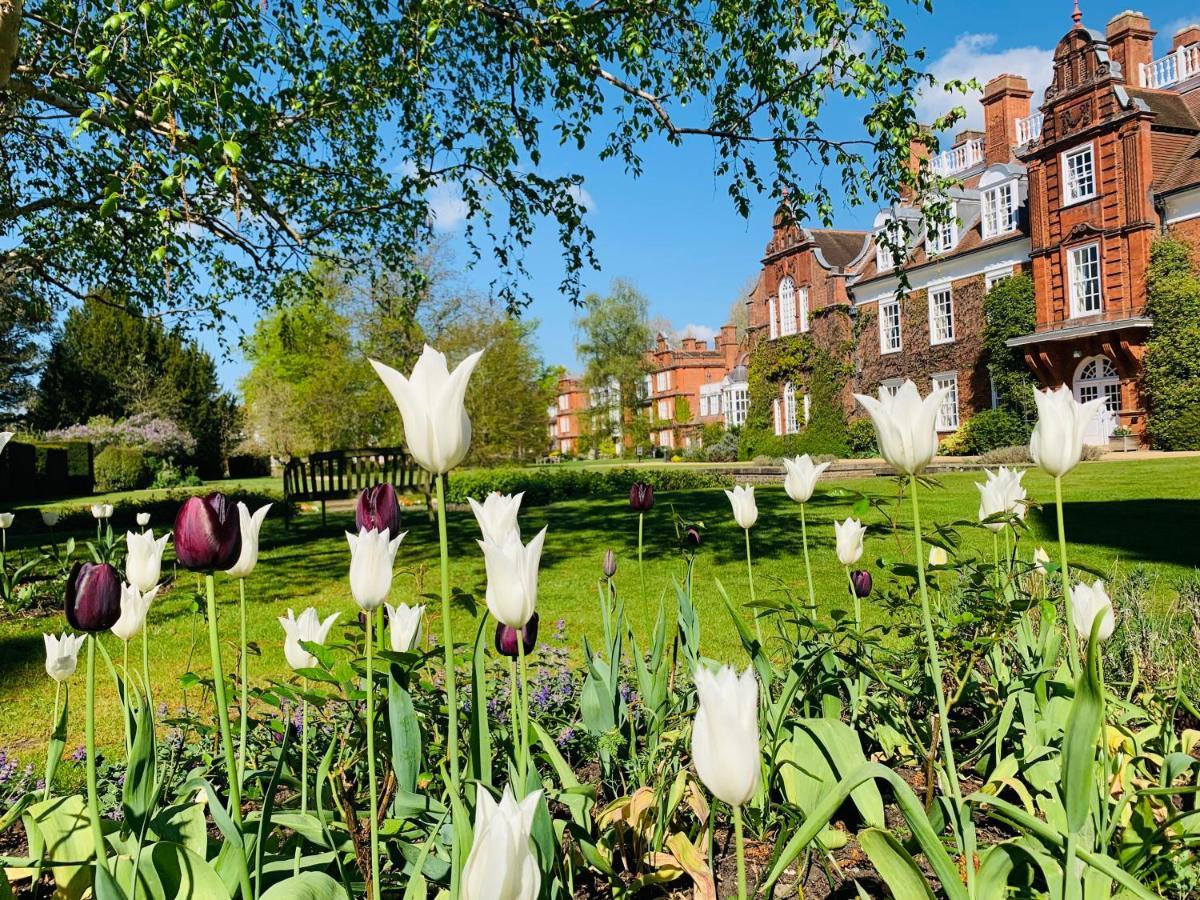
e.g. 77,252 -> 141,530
644,327 -> 741,451
548,376 -> 588,455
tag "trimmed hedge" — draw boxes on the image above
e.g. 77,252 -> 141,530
444,466 -> 733,506
0,439 -> 94,500
95,445 -> 150,493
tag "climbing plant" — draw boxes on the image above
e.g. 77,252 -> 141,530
1144,236 -> 1200,450
983,274 -> 1038,424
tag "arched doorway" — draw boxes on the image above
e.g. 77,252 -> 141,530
1073,355 -> 1120,445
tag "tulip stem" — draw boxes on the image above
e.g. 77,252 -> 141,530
238,577 -> 248,791
44,680 -> 61,801
517,634 -> 531,792
203,575 -> 246,837
800,504 -> 816,617
435,474 -> 461,797
907,475 -> 975,895
295,681 -> 308,878
365,618 -> 381,900
1055,475 -> 1079,671
846,566 -> 865,721
508,658 -> 525,796
732,803 -> 747,900
84,636 -> 106,866
141,627 -> 152,718
744,529 -> 762,648
638,511 -> 646,606
122,639 -> 132,759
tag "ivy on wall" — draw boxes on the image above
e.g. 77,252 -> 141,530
982,274 -> 1037,423
738,320 -> 854,459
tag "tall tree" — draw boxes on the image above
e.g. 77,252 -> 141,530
31,297 -> 236,474
2,0 -> 955,324
575,279 -> 653,414
0,292 -> 49,420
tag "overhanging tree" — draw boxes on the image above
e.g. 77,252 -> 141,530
3,0 -> 955,323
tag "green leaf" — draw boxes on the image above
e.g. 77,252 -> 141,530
468,618 -> 493,786
23,794 -> 95,900
858,828 -> 935,899
122,683 -> 158,833
43,687 -> 70,797
115,842 -> 231,900
99,195 -> 119,217
222,141 -> 243,164
260,871 -> 349,899
1061,619 -> 1105,834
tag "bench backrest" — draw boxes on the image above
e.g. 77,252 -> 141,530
282,448 -> 432,501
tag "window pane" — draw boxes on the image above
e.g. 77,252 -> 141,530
930,288 -> 954,343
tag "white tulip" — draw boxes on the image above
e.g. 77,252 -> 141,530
370,344 -> 485,475
91,504 -> 113,520
461,786 -> 542,900
782,455 -> 831,504
928,545 -> 948,566
0,513 -> 13,529
1029,385 -> 1105,479
853,380 -> 949,475
44,632 -> 86,683
112,583 -> 158,642
834,517 -> 867,566
136,512 -> 150,527
479,527 -> 547,629
1070,580 -> 1115,643
976,467 -> 1027,532
278,607 -> 341,671
125,529 -> 170,593
0,432 -> 12,455
386,602 -> 425,653
41,509 -> 60,528
691,665 -> 760,808
1032,546 -> 1051,574
724,484 -> 758,530
226,502 -> 273,578
346,528 -> 406,611
469,491 -> 524,546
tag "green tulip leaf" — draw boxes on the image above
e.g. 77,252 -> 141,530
858,828 -> 936,900
23,794 -> 95,900
260,871 -> 349,900
388,672 -> 422,797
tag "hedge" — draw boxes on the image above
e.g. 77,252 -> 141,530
0,439 -> 94,501
443,466 -> 733,506
95,445 -> 150,493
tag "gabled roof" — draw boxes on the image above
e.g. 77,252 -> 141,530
810,230 -> 872,269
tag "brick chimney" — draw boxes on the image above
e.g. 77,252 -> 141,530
1175,24 -> 1200,51
900,133 -> 930,201
716,325 -> 738,367
1107,11 -> 1156,85
981,74 -> 1032,164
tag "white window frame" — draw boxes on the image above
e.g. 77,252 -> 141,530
798,286 -> 810,333
928,285 -> 955,345
558,417 -> 568,435
881,378 -> 903,398
932,372 -> 960,431
1062,143 -> 1097,204
779,277 -> 797,336
783,382 -> 799,434
926,210 -> 957,255
657,399 -> 670,421
772,398 -> 782,435
875,219 -> 904,270
982,181 -> 1017,238
768,298 -> 778,340
655,370 -> 670,392
558,394 -> 568,410
1068,242 -> 1102,317
879,298 -> 902,354
802,394 -> 811,424
985,266 -> 1015,292
726,385 -> 749,428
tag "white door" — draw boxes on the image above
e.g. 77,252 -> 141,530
1073,356 -> 1120,446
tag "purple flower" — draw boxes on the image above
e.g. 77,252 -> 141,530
356,483 -> 402,536
173,493 -> 241,571
849,570 -> 873,599
629,482 -> 654,512
65,561 -> 122,632
494,612 -> 539,659
602,550 -> 617,578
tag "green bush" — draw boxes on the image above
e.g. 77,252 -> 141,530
444,466 -> 732,506
957,409 -> 1031,456
983,274 -> 1038,423
1145,237 -> 1200,449
846,419 -> 877,457
94,445 -> 149,492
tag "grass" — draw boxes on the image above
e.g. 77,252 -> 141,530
0,456 -> 1198,755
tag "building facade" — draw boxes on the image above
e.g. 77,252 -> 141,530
550,9 -> 1200,455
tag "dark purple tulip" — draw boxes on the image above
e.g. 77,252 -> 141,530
602,550 -> 617,578
65,562 -> 122,632
494,612 -> 539,659
356,483 -> 401,536
849,570 -> 872,599
173,493 -> 242,571
629,482 -> 654,512
682,524 -> 702,549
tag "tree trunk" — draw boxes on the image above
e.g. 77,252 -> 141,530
0,0 -> 21,88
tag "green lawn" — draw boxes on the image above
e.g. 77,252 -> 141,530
1,457 -> 1198,755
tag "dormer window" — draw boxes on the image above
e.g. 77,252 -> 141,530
926,215 -> 956,255
874,217 -> 906,270
982,181 -> 1016,238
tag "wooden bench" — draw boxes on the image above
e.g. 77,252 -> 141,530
282,447 -> 437,527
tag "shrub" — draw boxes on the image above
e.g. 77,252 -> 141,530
228,454 -> 272,478
846,418 -> 877,457
46,413 -> 197,459
958,409 -> 1031,455
983,274 -> 1038,423
0,439 -> 94,500
1145,237 -> 1200,449
150,459 -> 202,489
688,430 -> 738,462
977,445 -> 1031,465
94,445 -> 149,492
444,466 -> 732,506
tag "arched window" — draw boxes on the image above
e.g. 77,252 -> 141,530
1073,355 -> 1120,445
783,382 -> 798,434
779,277 -> 797,336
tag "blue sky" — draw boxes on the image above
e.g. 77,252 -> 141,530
207,1 -> 1192,390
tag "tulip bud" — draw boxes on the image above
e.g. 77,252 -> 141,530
173,493 -> 242,572
724,484 -> 758,530
111,583 -> 158,642
469,491 -> 524,546
1070,580 -> 1115,643
691,665 -> 760,807
226,502 -> 272,579
782,454 -> 831,504
494,612 -> 539,658
279,607 -> 341,671
126,529 -> 169,593
346,528 -> 406,611
386,602 -> 425,653
928,545 -> 948,567
682,524 -> 702,550
834,517 -> 867,566
461,787 -> 542,900
356,483 -> 402,537
602,550 -> 617,578
136,512 -> 150,527
629,482 -> 654,512
41,509 -> 60,528
44,632 -> 86,683
0,513 -> 13,529
90,504 -> 113,520
65,561 -> 123,632
849,570 -> 872,598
